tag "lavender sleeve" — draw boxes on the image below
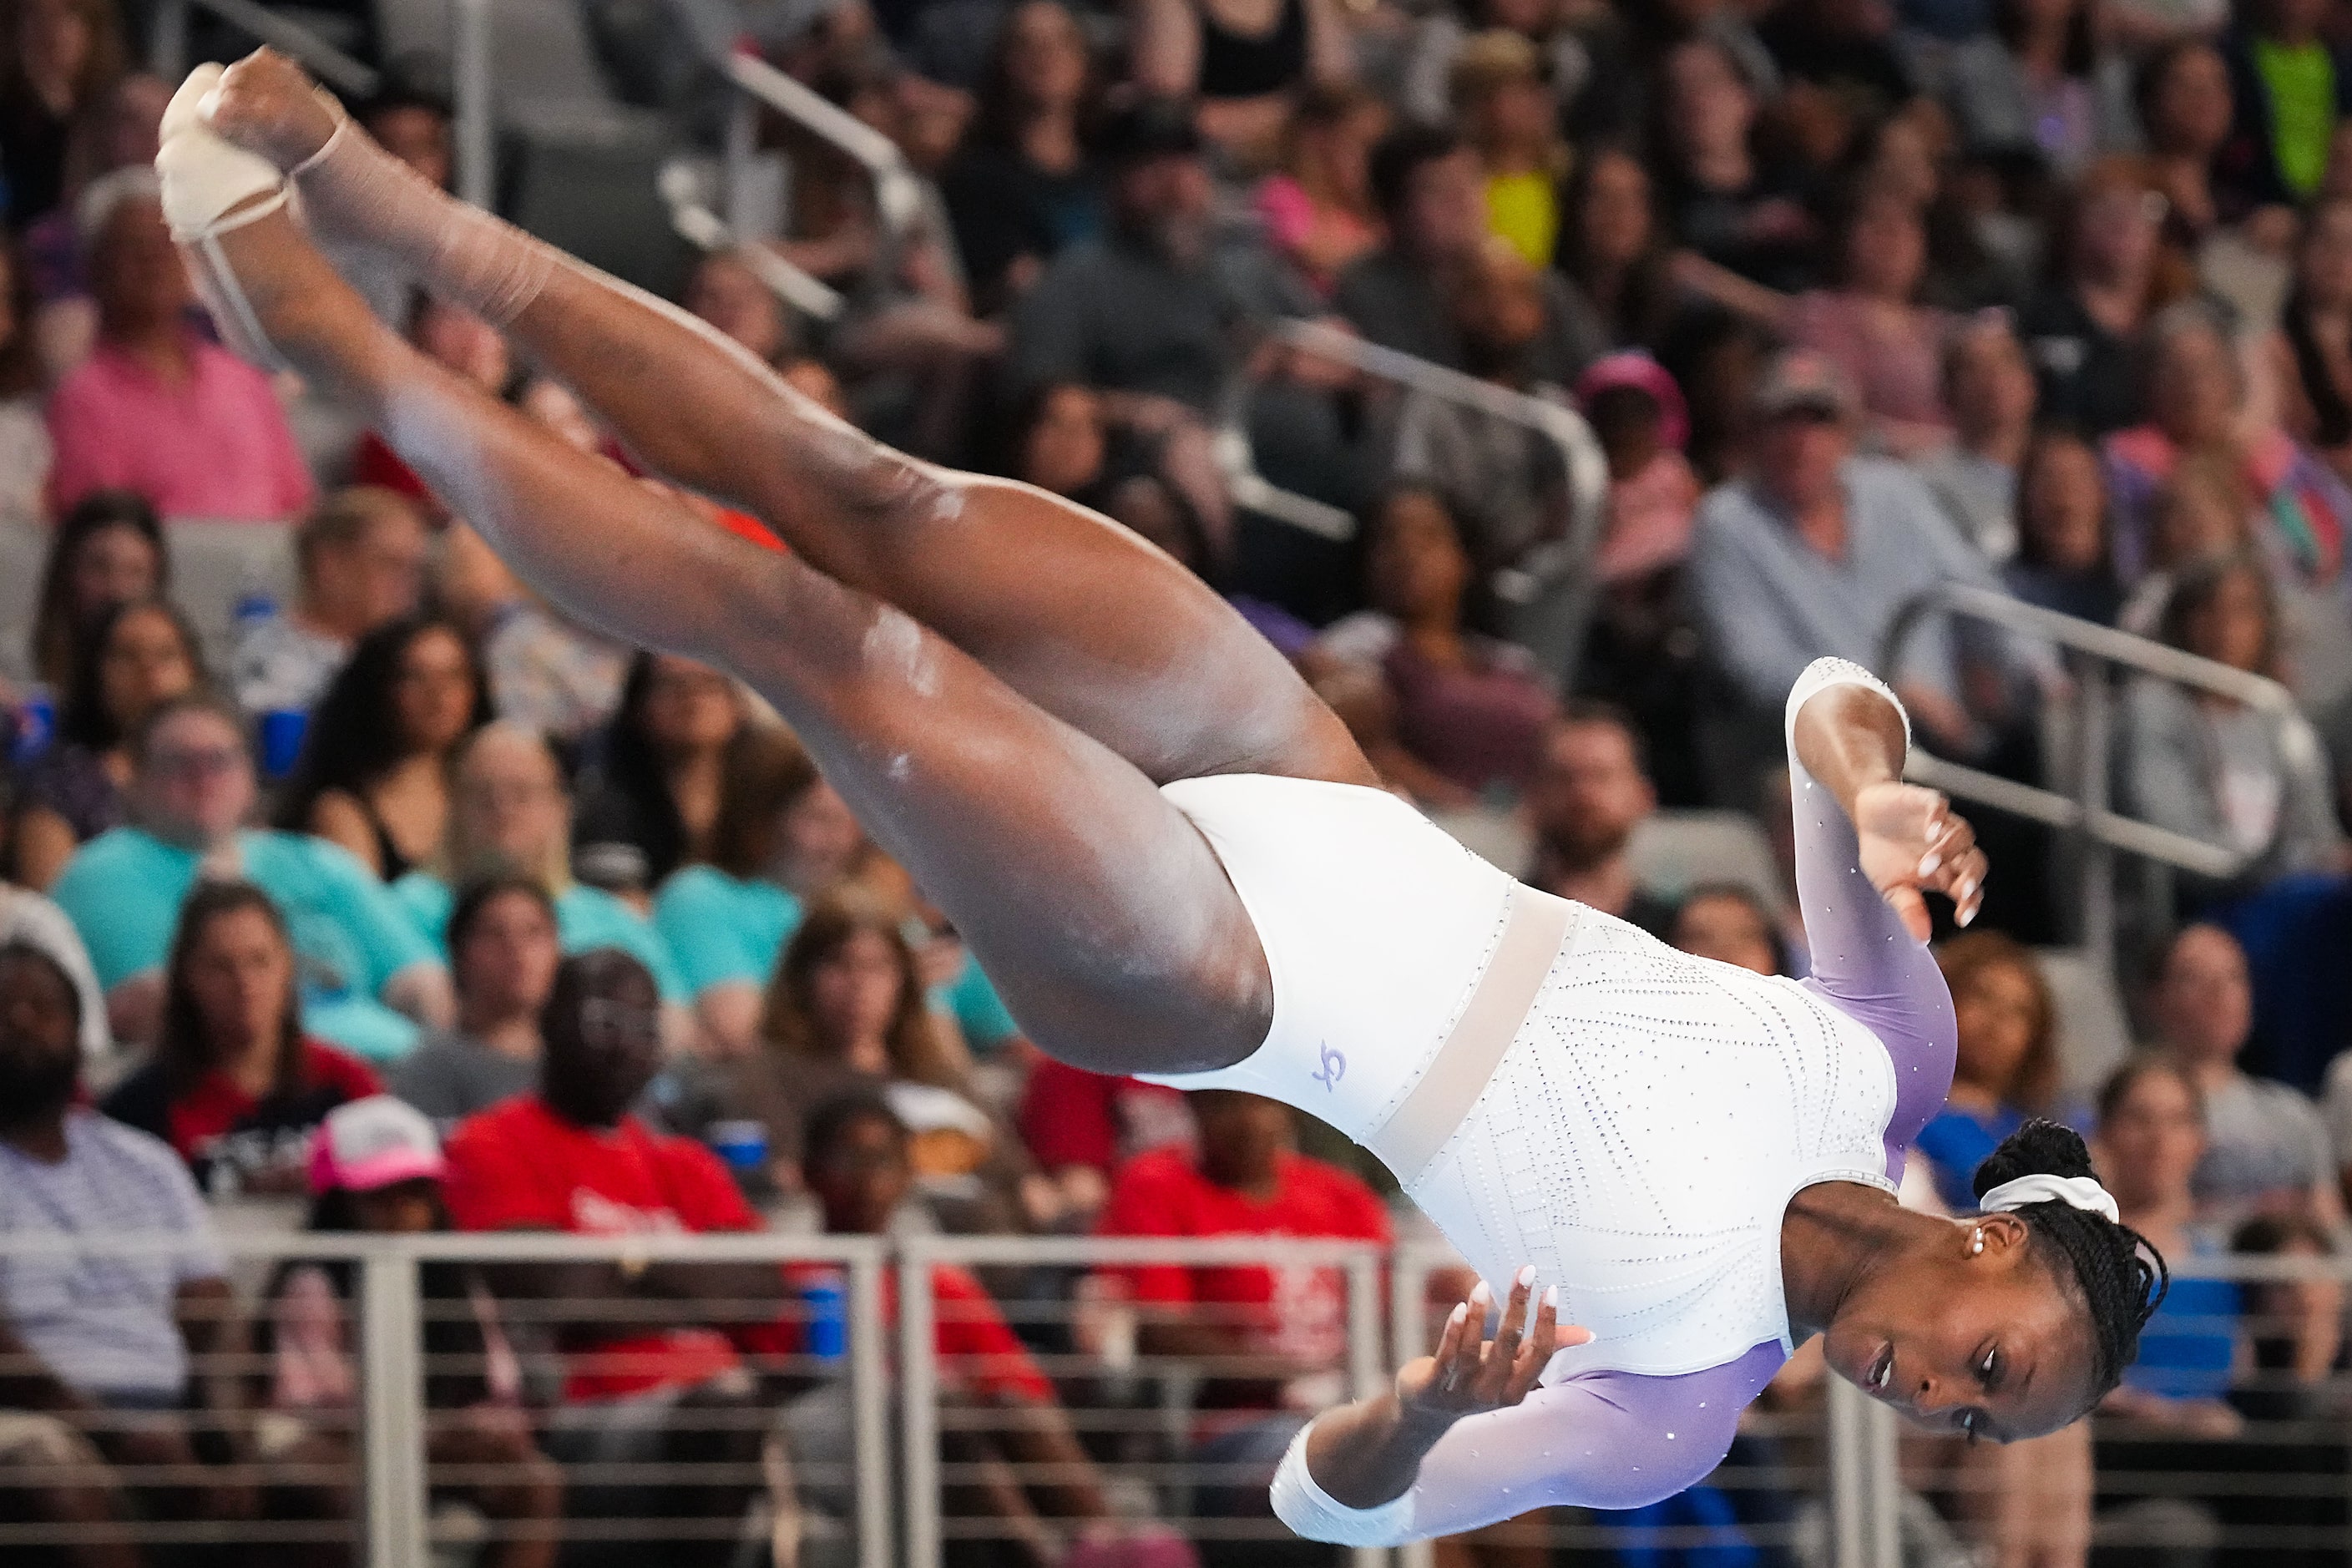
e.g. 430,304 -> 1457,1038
1272,1345 -> 1787,1543
1783,660 -> 1959,1172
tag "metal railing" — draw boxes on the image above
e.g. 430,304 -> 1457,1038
658,162 -> 846,321
1884,581 -> 2326,970
145,0 -> 497,210
24,1228 -> 2350,1566
1222,321 -> 1611,682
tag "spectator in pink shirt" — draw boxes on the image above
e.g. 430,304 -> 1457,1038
43,169 -> 313,522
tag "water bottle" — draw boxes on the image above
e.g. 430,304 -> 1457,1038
802,1272 -> 847,1364
10,684 -> 53,766
233,556 -> 279,637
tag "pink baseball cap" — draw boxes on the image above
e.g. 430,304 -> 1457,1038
1574,352 -> 1690,451
309,1095 -> 447,1194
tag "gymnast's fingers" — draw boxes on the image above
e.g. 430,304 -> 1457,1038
1502,1287 -> 1560,1404
1949,847 -> 1989,926
1917,813 -> 1975,876
1479,1267 -> 1535,1401
1429,1298 -> 1470,1373
1448,1282 -> 1492,1393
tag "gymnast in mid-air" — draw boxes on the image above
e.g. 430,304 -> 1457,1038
156,52 -> 2166,1541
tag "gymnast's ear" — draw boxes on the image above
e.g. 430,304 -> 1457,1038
1959,1212 -> 2032,1260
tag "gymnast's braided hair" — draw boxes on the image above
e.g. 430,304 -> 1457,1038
1972,1119 -> 2170,1399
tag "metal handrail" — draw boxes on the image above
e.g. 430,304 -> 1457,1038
1224,319 -> 1611,680
15,1226 -> 2349,1568
707,42 -> 924,293
658,161 -> 845,321
1884,580 -> 2325,966
149,0 -> 380,99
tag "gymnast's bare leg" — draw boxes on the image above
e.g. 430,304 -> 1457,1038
200,48 -> 1369,791
169,152 -> 1290,1076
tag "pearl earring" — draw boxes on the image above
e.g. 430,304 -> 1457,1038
1970,1229 -> 1985,1256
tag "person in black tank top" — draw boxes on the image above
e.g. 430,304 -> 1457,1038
1196,0 -> 1309,100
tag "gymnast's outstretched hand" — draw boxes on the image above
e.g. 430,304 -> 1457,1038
1853,781 -> 1987,940
1396,1267 -> 1586,1424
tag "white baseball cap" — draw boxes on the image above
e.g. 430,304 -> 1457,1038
309,1095 -> 446,1194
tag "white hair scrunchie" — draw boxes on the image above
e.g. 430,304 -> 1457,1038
1979,1173 -> 2121,1225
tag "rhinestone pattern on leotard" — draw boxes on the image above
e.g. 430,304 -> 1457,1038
1407,904 -> 1897,1379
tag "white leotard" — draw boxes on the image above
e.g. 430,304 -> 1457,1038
1144,659 -> 1958,1541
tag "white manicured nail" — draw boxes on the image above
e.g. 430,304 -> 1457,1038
1515,1265 -> 1537,1289
1542,1286 -> 1559,1310
1919,853 -> 1940,878
1469,1281 -> 1492,1308
1449,1302 -> 1469,1326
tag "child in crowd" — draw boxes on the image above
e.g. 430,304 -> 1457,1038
258,1095 -> 562,1568
780,1091 -> 1119,1562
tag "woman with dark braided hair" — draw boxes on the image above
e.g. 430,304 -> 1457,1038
1971,1119 -> 2172,1404
157,52 -> 2167,1541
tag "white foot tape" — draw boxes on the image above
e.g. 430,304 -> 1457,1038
154,65 -> 301,365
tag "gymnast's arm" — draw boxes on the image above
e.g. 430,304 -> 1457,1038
1272,1347 -> 1785,1544
1784,657 -> 1982,1145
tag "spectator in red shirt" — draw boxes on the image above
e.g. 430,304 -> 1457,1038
1095,1090 -> 1390,1568
779,1090 -> 1112,1559
1017,1057 -> 1193,1224
44,170 -> 313,521
440,948 -> 781,1568
101,880 -> 381,1196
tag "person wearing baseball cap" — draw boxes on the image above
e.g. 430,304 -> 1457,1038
271,1095 -> 561,1567
308,1093 -> 448,1231
1689,347 -> 2007,770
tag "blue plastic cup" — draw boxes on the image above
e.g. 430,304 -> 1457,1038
708,1119 -> 770,1172
260,710 -> 307,780
802,1273 -> 847,1363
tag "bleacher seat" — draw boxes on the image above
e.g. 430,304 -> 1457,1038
1628,810 -> 1786,911
372,0 -> 692,296
1429,807 -> 1788,917
1427,803 -> 1530,874
2032,946 -> 2134,1099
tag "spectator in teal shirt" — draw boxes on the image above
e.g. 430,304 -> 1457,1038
50,693 -> 453,1061
654,731 -> 862,1055
391,724 -> 689,1028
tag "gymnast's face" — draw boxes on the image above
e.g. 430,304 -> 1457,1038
1822,1214 -> 2099,1441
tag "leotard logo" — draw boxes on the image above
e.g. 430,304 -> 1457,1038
1312,1042 -> 1346,1091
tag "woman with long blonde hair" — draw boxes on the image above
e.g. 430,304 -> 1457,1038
390,722 -> 686,1004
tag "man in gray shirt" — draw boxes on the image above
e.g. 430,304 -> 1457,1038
1335,125 -> 1603,385
1004,99 -> 1310,420
1688,349 -> 2005,757
390,877 -> 559,1127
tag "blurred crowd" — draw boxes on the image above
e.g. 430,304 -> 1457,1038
4,0 -> 2352,1557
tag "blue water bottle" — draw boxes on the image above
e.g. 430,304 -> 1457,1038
10,685 -> 53,765
802,1272 -> 847,1364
